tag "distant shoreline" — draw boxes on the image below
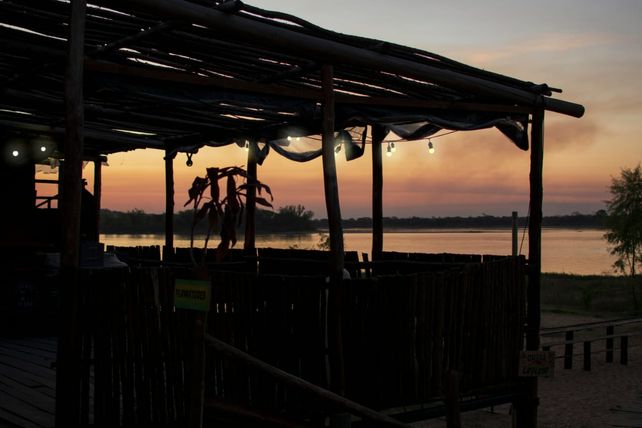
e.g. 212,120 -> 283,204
101,226 -> 606,236
100,209 -> 606,235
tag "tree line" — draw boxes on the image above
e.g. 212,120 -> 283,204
100,206 -> 608,234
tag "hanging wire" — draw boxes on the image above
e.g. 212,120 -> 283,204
519,202 -> 531,256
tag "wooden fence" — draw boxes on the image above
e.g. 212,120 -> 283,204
75,254 -> 526,426
540,318 -> 642,371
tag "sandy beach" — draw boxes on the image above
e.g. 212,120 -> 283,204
416,312 -> 642,427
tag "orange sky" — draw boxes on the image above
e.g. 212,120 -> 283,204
79,1 -> 641,219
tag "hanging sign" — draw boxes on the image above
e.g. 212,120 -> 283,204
518,350 -> 555,377
174,279 -> 211,311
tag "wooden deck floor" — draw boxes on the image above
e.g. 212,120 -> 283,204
0,337 -> 56,428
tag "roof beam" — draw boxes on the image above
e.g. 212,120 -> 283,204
86,60 -> 532,114
105,0 -> 584,118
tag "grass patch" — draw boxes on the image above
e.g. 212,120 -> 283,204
542,273 -> 642,316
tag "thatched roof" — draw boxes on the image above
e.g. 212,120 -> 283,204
0,0 -> 584,160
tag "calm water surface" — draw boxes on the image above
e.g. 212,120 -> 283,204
101,228 -> 615,275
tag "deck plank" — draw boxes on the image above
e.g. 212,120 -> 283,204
0,338 -> 57,428
0,391 -> 53,427
0,376 -> 55,414
0,356 -> 55,386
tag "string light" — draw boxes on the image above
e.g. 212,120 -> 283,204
186,152 -> 193,167
428,140 -> 435,154
12,150 -> 19,157
244,140 -> 250,151
40,146 -> 47,152
386,143 -> 392,157
390,142 -> 396,152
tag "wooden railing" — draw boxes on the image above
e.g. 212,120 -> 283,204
540,318 -> 642,371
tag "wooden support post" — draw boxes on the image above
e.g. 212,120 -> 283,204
93,159 -> 101,241
321,65 -> 346,397
516,109 -> 544,428
244,141 -> 258,254
564,331 -> 574,370
56,1 -> 87,426
321,65 -> 344,275
606,326 -> 614,363
164,150 -> 175,262
512,211 -> 518,257
620,336 -> 629,365
583,341 -> 591,371
371,125 -> 385,261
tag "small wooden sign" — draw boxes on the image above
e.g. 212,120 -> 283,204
518,351 -> 555,377
174,279 -> 211,311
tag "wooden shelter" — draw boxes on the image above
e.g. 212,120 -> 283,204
0,1 -> 584,427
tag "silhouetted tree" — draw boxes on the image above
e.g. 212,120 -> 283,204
604,164 -> 642,277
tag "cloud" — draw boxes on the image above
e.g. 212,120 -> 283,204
545,117 -> 600,152
459,32 -> 619,65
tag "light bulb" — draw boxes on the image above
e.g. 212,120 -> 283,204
12,150 -> 19,157
386,145 -> 392,157
287,136 -> 292,142
391,142 -> 396,152
40,146 -> 47,152
244,140 -> 250,151
428,140 -> 435,154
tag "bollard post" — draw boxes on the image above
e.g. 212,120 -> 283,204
583,341 -> 591,371
564,331 -> 574,369
606,325 -> 614,363
620,336 -> 628,365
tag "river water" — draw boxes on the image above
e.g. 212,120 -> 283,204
101,228 -> 615,275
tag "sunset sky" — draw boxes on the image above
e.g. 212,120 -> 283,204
89,0 -> 642,219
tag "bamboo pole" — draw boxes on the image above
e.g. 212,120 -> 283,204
203,334 -> 411,428
93,159 -> 102,242
56,0 -> 87,426
117,0 -> 584,118
371,125 -> 385,261
516,109 -> 545,428
244,141 -> 257,253
164,150 -> 175,261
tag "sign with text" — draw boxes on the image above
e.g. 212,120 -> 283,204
174,279 -> 211,312
518,351 -> 555,377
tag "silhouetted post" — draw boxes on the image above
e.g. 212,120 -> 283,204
56,1 -> 86,426
321,65 -> 344,276
516,109 -> 544,428
93,159 -> 101,241
164,150 -> 175,261
371,125 -> 385,261
620,336 -> 629,365
583,341 -> 591,371
564,330 -> 574,369
606,325 -> 614,363
244,141 -> 258,253
321,65 -> 346,407
512,211 -> 518,256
